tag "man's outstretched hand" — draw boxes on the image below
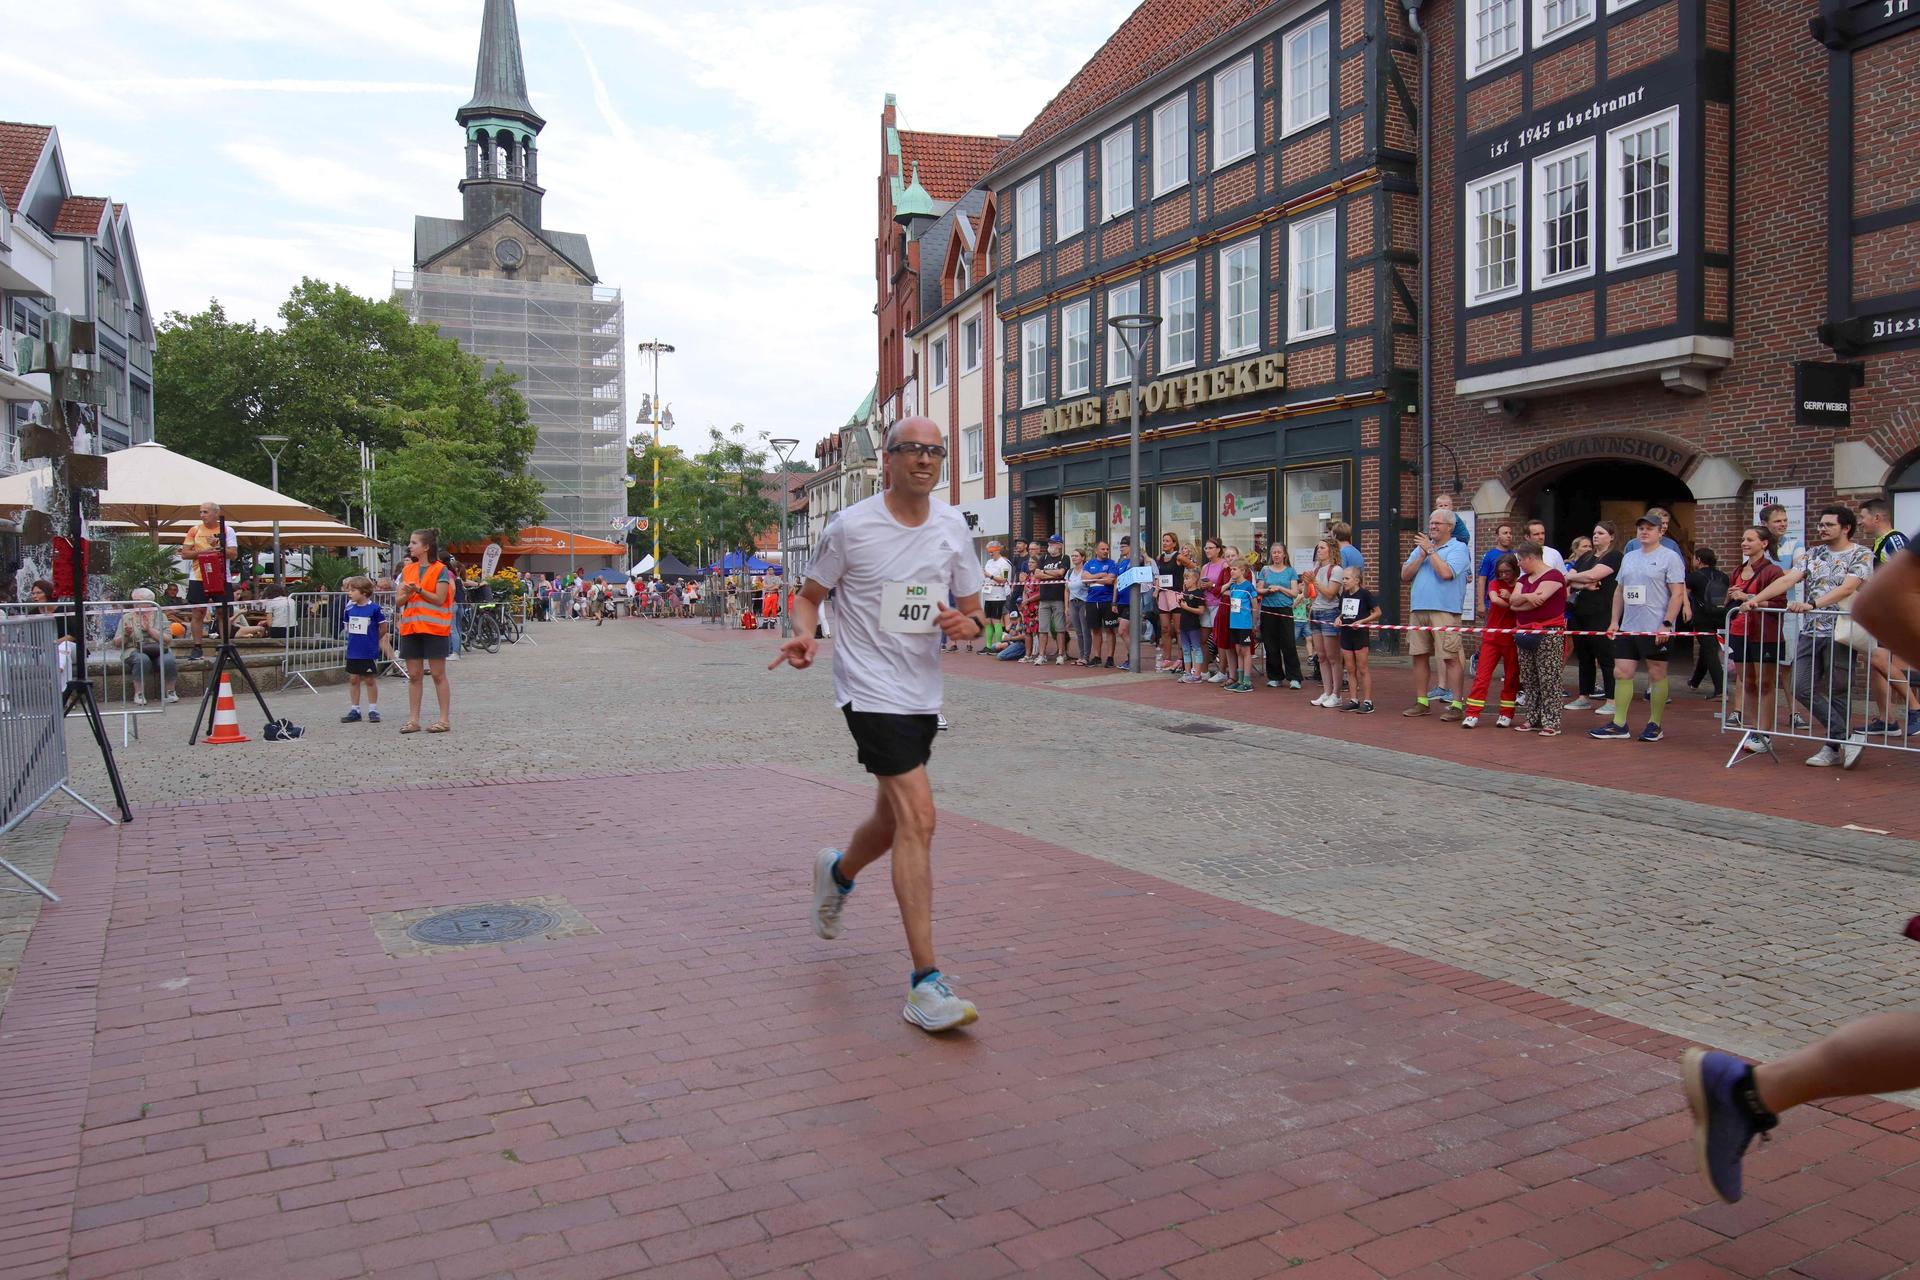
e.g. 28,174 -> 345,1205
935,603 -> 981,644
770,636 -> 818,670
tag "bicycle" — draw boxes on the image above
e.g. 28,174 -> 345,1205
467,602 -> 504,654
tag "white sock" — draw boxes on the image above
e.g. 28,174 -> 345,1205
368,703 -> 379,714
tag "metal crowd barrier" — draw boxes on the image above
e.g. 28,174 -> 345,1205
280,590 -> 406,690
0,598 -> 178,746
1718,605 -> 1917,768
0,613 -> 116,900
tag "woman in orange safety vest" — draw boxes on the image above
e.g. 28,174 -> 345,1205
396,527 -> 454,734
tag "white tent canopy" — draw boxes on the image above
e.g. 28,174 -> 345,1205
0,441 -> 335,528
96,517 -> 380,549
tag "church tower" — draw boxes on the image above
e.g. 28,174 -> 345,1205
398,0 -> 626,544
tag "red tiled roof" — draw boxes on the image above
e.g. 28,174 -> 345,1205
0,122 -> 53,213
897,130 -> 1005,202
993,0 -> 1282,177
52,195 -> 109,236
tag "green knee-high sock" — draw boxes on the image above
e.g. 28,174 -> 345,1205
1648,677 -> 1670,725
1613,684 -> 1631,726
987,622 -> 1002,648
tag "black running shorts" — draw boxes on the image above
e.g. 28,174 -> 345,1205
984,599 -> 1007,619
1617,634 -> 1673,663
842,707 -> 937,777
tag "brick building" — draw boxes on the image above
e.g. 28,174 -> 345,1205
982,0 -> 1424,599
1425,0 -> 1920,565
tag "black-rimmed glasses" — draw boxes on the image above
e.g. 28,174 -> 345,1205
886,442 -> 949,459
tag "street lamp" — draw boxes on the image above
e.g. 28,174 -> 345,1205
1106,312 -> 1161,676
257,434 -> 290,589
636,340 -> 676,581
769,437 -> 799,637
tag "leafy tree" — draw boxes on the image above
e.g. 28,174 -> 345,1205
371,433 -> 500,546
156,278 -> 542,539
686,425 -> 780,569
105,538 -> 182,599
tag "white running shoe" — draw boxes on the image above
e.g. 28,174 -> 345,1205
1594,700 -> 1616,716
1805,746 -> 1840,767
1460,714 -> 1478,728
1841,732 -> 1867,769
903,972 -> 978,1032
1495,715 -> 1513,728
936,714 -> 950,731
133,692 -> 147,706
811,848 -> 849,940
1054,655 -> 1065,665
1207,672 -> 1229,684
1564,697 -> 1592,710
1743,734 -> 1771,754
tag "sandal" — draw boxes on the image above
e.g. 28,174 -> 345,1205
427,722 -> 451,734
399,722 -> 422,734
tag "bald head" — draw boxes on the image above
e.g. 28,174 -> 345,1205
886,416 -> 940,450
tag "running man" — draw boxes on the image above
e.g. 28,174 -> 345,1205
1682,535 -> 1920,1203
771,416 -> 988,1032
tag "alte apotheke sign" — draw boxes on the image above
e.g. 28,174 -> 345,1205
1040,351 -> 1287,436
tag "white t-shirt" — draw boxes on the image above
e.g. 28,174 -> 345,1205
981,556 -> 1012,602
266,596 -> 295,628
1541,546 -> 1566,574
805,493 -> 984,715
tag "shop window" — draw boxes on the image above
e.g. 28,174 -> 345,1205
1283,463 -> 1348,569
1106,489 -> 1146,554
1159,482 -> 1206,557
1218,474 -> 1272,560
1061,492 -> 1102,552
1283,14 -> 1331,136
1102,126 -> 1134,220
1466,168 -> 1523,305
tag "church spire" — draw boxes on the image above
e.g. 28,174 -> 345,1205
456,0 -> 545,232
459,0 -> 544,130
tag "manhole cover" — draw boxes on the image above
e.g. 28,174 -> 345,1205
1164,722 -> 1228,736
405,904 -> 558,947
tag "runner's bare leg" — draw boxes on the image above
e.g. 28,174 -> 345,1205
838,768 -> 936,973
1752,1014 -> 1920,1114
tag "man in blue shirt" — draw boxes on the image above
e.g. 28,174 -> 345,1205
1333,521 -> 1366,573
1083,540 -> 1121,668
1478,521 -> 1514,608
1400,509 -> 1471,719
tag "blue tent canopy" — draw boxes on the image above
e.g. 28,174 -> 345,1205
706,553 -> 780,573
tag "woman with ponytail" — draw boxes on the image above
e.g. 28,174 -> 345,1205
396,527 -> 453,733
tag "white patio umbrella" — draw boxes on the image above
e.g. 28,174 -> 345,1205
0,441 -> 335,530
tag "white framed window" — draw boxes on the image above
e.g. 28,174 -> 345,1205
1533,0 -> 1594,44
963,423 -> 984,480
1056,152 -> 1086,240
1021,316 -> 1048,406
1465,167 -> 1523,305
1282,15 -> 1331,136
1016,178 -> 1041,259
929,336 -> 948,390
1102,127 -> 1134,220
940,450 -> 950,485
1160,262 -> 1196,369
1107,282 -> 1141,385
961,316 -> 982,374
1214,56 -> 1256,166
1062,301 -> 1091,396
1288,213 -> 1337,339
1606,0 -> 1646,9
1531,139 -> 1594,288
1220,239 -> 1261,355
1607,107 -> 1678,269
1467,0 -> 1521,77
1153,96 -> 1190,197
955,255 -> 970,293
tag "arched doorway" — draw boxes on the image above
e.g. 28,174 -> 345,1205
1515,460 -> 1697,552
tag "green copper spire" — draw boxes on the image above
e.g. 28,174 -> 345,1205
459,0 -> 544,129
892,163 -> 935,221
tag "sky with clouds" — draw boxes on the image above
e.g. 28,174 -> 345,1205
6,0 -> 1139,455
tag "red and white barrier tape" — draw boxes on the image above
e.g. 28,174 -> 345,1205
1338,622 -> 1720,639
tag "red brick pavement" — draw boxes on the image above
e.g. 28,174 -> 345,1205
682,619 -> 1920,839
2,764 -> 1918,1279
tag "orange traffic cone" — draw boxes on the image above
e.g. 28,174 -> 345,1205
204,675 -> 249,745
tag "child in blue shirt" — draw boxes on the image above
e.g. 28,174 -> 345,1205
1225,565 -> 1258,692
341,575 -> 386,724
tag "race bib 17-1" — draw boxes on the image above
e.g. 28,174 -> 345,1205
880,581 -> 941,634
1623,585 -> 1647,606
347,616 -> 372,636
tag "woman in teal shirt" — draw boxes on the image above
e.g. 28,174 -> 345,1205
1257,543 -> 1302,688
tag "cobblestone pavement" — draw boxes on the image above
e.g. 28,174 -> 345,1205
0,817 -> 65,1011
4,761 -> 1918,1279
49,617 -> 1920,1069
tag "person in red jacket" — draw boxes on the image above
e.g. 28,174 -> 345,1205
1462,552 -> 1521,728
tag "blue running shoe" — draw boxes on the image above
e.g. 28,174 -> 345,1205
1639,722 -> 1664,742
1907,710 -> 1920,739
1681,1048 -> 1774,1203
1589,723 -> 1631,740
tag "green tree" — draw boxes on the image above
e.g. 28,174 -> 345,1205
155,278 -> 542,538
371,434 -> 499,546
686,425 -> 780,569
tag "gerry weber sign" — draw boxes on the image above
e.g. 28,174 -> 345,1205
1483,85 -> 1651,163
1039,351 -> 1287,436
